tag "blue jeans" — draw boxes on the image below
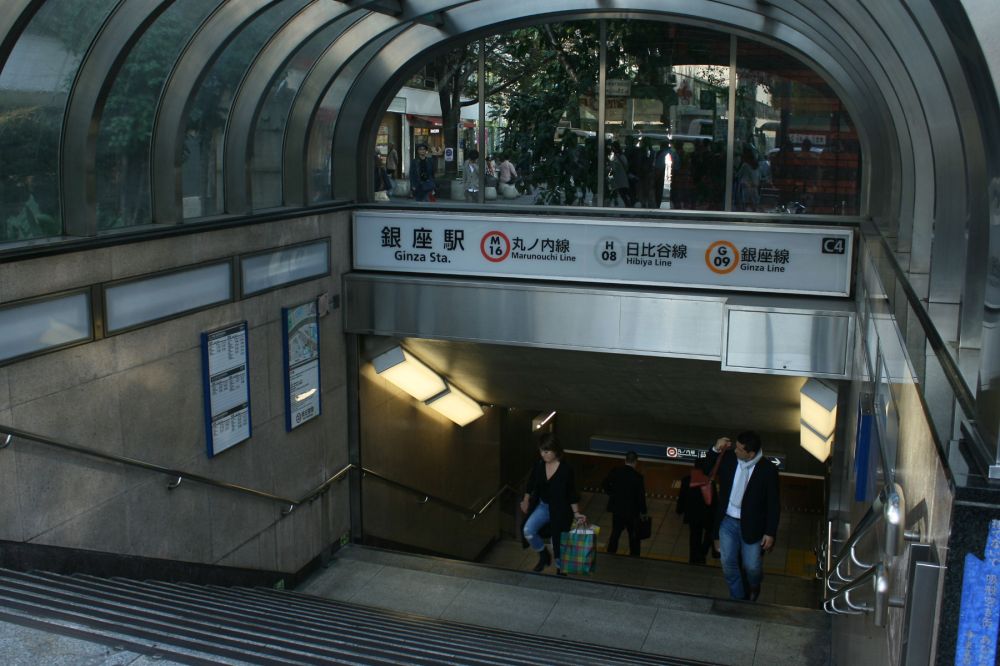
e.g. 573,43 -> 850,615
523,501 -> 562,568
719,515 -> 763,600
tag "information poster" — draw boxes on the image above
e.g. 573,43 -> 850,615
201,322 -> 251,456
282,300 -> 321,431
354,211 -> 853,296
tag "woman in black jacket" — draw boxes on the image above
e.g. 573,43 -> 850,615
520,433 -> 586,574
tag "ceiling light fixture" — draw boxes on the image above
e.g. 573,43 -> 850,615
800,378 -> 838,462
372,346 -> 447,401
425,384 -> 485,427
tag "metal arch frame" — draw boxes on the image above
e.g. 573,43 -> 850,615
281,1 -> 465,206
150,0 -> 282,226
281,12 -> 399,206
766,0 -> 906,229
338,2 -> 889,202
329,1 -> 890,203
223,1 -> 357,215
0,0 -> 45,74
303,27 -> 409,204
906,0 -> 993,350
60,0 -> 177,238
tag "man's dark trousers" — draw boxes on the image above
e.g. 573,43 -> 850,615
608,514 -> 641,556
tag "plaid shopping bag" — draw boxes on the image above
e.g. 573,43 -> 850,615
559,526 -> 597,574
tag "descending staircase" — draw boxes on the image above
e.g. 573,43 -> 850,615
0,565 -> 703,665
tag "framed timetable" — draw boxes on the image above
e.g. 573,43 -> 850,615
201,322 -> 252,456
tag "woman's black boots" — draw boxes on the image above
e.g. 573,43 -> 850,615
532,549 -> 551,572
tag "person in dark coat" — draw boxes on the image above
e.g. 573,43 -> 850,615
602,451 -> 648,556
704,431 -> 780,601
520,433 -> 585,575
677,461 -> 715,564
409,143 -> 436,201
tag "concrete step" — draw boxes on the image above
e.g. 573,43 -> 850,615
300,544 -> 831,665
0,566 -> 694,665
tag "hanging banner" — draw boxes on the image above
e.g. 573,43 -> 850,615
282,300 -> 321,431
354,211 -> 853,296
201,322 -> 251,456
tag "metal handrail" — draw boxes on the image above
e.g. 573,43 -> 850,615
0,424 -> 513,520
826,483 -> 913,592
823,481 -> 919,626
823,563 -> 893,626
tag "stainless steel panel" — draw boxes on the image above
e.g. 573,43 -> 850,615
350,274 -> 730,361
619,297 -> 724,358
899,543 -> 942,666
723,306 -> 853,377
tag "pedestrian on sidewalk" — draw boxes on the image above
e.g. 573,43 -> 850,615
705,432 -> 780,601
602,450 -> 647,556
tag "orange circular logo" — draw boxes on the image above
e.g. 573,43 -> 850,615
705,240 -> 740,274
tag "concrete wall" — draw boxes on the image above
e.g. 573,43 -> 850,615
358,354 -> 501,560
0,212 -> 353,574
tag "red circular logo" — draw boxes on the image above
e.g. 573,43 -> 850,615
666,447 -> 678,458
480,230 -> 511,262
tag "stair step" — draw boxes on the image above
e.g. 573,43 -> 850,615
0,567 -> 697,666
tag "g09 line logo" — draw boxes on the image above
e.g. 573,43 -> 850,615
705,240 -> 739,275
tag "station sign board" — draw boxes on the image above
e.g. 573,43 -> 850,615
354,211 -> 853,296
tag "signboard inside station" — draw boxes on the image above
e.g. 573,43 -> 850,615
354,211 -> 853,297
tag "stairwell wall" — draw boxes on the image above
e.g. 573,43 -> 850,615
0,212 -> 353,575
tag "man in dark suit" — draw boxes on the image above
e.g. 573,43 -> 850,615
704,431 -> 780,601
602,451 -> 648,556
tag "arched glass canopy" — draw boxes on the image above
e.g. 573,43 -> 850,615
0,0 -> 995,320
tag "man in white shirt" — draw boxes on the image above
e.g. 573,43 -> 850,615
704,431 -> 780,600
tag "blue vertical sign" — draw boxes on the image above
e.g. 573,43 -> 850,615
956,519 -> 1000,666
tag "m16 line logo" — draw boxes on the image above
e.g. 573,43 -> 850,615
480,230 -> 510,262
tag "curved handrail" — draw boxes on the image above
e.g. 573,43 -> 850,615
823,563 -> 892,627
0,424 -> 513,520
826,483 -> 909,593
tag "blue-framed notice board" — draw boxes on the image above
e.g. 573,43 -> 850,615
201,322 -> 252,456
282,300 -> 321,431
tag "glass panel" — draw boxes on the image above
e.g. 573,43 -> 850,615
252,21 -> 349,210
240,241 -> 330,296
0,292 -> 91,361
734,40 -> 861,215
105,262 -> 232,332
606,21 -> 731,210
181,0 -> 310,219
0,0 -> 119,241
485,23 -> 600,207
95,0 -> 223,230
